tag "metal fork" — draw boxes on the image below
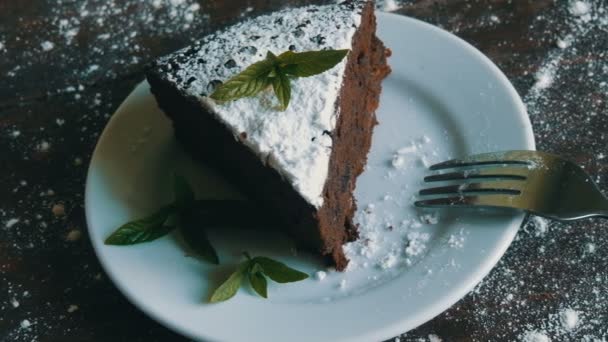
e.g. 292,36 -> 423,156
414,150 -> 608,221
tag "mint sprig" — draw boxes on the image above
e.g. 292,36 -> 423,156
104,205 -> 176,245
105,174 -> 219,264
210,49 -> 349,110
208,52 -> 276,102
209,252 -> 309,303
104,175 -> 310,303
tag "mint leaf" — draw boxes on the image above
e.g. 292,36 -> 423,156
253,257 -> 309,283
174,174 -> 195,208
179,211 -> 219,264
105,205 -> 175,245
209,262 -> 249,303
209,49 -> 349,109
209,58 -> 274,102
208,254 -> 306,303
277,49 -> 349,77
266,51 -> 278,62
272,67 -> 291,110
248,263 -> 268,298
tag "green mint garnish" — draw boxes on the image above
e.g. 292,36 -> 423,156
210,49 -> 349,110
209,253 -> 309,303
250,256 -> 309,283
104,175 -> 309,303
209,262 -> 249,303
104,205 -> 176,245
105,174 -> 219,264
248,263 -> 268,298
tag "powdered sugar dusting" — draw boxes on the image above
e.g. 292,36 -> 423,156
532,60 -> 558,91
19,320 -> 32,329
530,216 -> 550,236
428,334 -> 443,342
375,0 -> 411,12
559,308 -> 580,331
380,0 -> 400,12
155,1 -> 366,207
521,330 -> 551,342
524,0 -> 607,116
2,0 -> 209,85
343,133 -> 457,275
569,1 -> 591,17
40,41 -> 55,51
5,218 -> 20,228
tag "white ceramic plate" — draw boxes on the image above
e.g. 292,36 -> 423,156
86,13 -> 534,342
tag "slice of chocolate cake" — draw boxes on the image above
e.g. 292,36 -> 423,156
146,0 -> 390,270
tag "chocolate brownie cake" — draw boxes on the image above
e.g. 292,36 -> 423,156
146,0 -> 390,270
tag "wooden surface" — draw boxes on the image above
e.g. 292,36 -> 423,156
1,0 -> 607,341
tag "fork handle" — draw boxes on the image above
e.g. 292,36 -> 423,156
570,197 -> 608,220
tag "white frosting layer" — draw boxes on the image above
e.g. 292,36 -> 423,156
157,1 -> 366,207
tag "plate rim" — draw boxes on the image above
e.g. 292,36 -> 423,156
85,12 -> 535,342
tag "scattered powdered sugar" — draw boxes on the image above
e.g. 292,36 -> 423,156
1,0 -> 210,89
420,213 -> 439,225
5,218 -> 20,228
447,230 -> 466,249
569,1 -> 591,17
532,60 -> 558,91
559,308 -> 580,331
529,216 -> 550,236
344,133 -> 450,274
36,141 -> 51,152
523,0 -> 608,117
521,330 -> 551,342
374,0 -> 411,12
556,36 -> 573,49
391,135 -> 435,170
428,334 -> 443,342
405,232 -> 430,257
314,271 -> 327,281
380,0 -> 400,12
391,154 -> 406,169
379,253 -> 398,269
516,307 -> 587,341
155,1 -> 366,207
19,320 -> 32,329
40,41 -> 55,51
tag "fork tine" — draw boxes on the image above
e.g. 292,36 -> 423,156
414,194 -> 525,210
429,151 -> 536,171
419,180 -> 523,196
424,167 -> 529,182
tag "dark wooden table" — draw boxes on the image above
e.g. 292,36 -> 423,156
1,0 -> 606,341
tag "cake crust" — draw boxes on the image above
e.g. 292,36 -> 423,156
316,4 -> 391,269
